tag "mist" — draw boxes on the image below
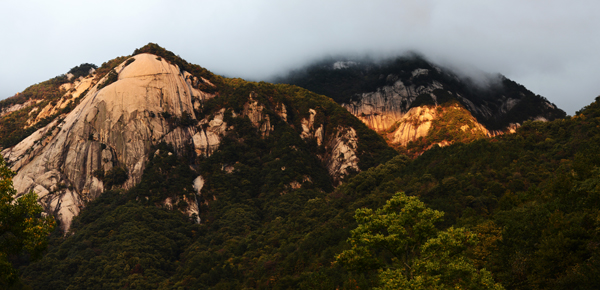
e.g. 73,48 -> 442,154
1,0 -> 599,115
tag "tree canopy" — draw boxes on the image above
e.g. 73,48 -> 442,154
337,192 -> 504,290
0,156 -> 54,287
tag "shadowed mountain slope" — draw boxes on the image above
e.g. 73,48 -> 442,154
277,55 -> 566,154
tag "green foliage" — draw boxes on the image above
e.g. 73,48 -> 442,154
97,70 -> 119,91
94,56 -> 128,82
68,63 -> 97,79
376,227 -> 503,290
21,194 -> 199,290
102,167 -> 128,189
7,44 -> 595,289
329,98 -> 600,289
128,143 -> 196,209
123,58 -> 136,67
0,74 -> 70,148
337,192 -> 503,289
0,156 -> 55,287
575,95 -> 600,117
337,192 -> 444,273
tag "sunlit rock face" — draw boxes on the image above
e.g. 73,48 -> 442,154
300,109 -> 323,146
388,106 -> 437,146
243,92 -> 273,137
281,57 -> 567,149
192,108 -> 229,157
2,53 -> 214,231
343,83 -> 527,147
297,108 -> 355,183
342,77 -> 453,145
340,71 -> 536,146
323,126 -> 359,184
343,78 -> 443,132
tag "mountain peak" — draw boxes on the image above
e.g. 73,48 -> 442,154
0,45 -> 396,232
277,54 -> 566,153
1,51 -> 212,231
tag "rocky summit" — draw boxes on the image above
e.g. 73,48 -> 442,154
277,55 -> 566,152
3,53 -> 209,230
0,44 -> 393,232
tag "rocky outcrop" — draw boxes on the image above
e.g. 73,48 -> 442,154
342,79 -> 443,132
242,92 -> 273,136
300,109 -> 323,146
2,119 -> 61,172
275,103 -> 287,122
388,106 -> 437,146
323,126 -> 359,184
2,51 -> 404,231
341,78 -> 451,146
0,99 -> 39,118
183,71 -> 215,111
27,75 -> 95,127
2,53 -> 214,231
192,108 -> 229,157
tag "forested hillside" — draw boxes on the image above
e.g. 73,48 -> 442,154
16,96 -> 600,289
2,44 -> 599,289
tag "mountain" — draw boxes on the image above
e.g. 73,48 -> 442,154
2,44 -> 599,289
276,55 -> 566,154
0,44 -> 395,232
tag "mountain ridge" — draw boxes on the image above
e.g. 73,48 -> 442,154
5,44 -> 599,290
276,55 -> 566,154
0,43 -> 395,232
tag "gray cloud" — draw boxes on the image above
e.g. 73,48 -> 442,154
1,0 -> 599,114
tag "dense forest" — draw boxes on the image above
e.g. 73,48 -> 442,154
1,44 -> 599,289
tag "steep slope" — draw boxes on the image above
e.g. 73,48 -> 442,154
277,55 -> 566,154
0,44 -> 395,232
5,44 -> 598,289
20,94 -> 600,289
0,64 -> 97,150
2,53 -> 207,231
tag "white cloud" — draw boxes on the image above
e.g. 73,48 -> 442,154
1,0 -> 599,114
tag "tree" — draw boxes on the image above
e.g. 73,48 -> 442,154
0,156 -> 54,287
336,192 -> 503,289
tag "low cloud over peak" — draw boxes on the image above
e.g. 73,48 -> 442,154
1,0 -> 599,115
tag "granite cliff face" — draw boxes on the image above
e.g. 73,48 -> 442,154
1,49 -> 387,231
342,74 -> 490,146
2,53 -> 213,230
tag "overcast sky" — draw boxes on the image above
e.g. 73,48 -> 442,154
1,0 -> 599,114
